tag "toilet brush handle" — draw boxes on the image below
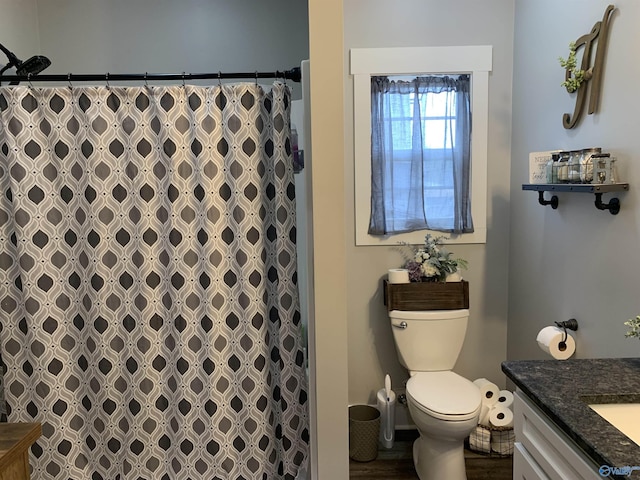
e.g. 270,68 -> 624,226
383,402 -> 393,442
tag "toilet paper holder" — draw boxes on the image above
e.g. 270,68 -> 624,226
554,318 -> 578,344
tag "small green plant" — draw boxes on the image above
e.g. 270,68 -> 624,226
558,42 -> 587,93
624,315 -> 640,339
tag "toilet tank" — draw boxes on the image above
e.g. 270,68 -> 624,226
389,309 -> 469,371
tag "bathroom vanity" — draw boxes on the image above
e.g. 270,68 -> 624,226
502,358 -> 640,480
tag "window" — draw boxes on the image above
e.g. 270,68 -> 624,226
369,74 -> 472,235
351,46 -> 492,246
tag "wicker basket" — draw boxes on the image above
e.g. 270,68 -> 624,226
468,424 -> 514,457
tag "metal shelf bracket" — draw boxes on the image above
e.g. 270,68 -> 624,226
537,191 -> 558,209
594,192 -> 620,215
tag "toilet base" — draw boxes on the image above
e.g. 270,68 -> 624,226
413,434 -> 467,480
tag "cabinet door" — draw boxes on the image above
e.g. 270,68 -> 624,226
513,442 -> 550,480
514,391 -> 603,480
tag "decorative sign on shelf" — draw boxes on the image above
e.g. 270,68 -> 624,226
529,151 -> 556,184
559,4 -> 615,129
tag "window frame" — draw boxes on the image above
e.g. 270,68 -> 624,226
350,46 -> 492,245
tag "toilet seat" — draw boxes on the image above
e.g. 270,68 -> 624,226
406,371 -> 481,421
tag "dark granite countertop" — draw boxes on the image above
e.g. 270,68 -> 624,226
502,358 -> 640,479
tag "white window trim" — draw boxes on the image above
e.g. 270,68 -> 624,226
350,46 -> 492,245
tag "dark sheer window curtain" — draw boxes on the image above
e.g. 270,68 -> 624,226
369,75 -> 474,235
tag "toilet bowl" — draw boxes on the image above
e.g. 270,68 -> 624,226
406,371 -> 481,480
387,309 -> 480,480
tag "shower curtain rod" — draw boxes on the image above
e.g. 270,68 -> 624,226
0,67 -> 301,85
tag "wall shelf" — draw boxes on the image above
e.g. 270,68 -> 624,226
522,183 -> 629,215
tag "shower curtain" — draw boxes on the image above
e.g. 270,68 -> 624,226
0,82 -> 308,479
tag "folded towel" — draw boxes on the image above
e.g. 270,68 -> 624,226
469,425 -> 491,453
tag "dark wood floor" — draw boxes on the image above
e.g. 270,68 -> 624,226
349,430 -> 513,480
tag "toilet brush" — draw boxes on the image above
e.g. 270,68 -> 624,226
377,374 -> 396,449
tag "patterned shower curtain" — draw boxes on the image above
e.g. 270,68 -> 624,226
0,82 -> 308,479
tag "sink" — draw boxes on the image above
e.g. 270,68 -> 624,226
584,395 -> 640,447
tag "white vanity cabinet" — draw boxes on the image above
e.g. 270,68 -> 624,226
513,390 -> 605,480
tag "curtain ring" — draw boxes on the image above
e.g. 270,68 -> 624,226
27,72 -> 33,89
218,71 -> 222,87
67,73 -> 73,89
182,72 -> 186,87
255,71 -> 259,85
144,72 -> 149,87
105,72 -> 110,88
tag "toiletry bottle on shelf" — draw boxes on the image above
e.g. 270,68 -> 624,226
556,151 -> 570,183
580,147 -> 601,183
592,153 -> 616,184
567,150 -> 581,183
545,153 -> 559,184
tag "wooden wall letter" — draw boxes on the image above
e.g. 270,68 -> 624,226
562,5 -> 615,129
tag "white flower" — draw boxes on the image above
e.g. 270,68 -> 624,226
421,263 -> 438,278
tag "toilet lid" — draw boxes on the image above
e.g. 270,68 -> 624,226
406,371 -> 481,420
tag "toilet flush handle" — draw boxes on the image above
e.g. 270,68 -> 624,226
393,321 -> 408,329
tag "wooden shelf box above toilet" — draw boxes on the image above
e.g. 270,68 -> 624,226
383,280 -> 469,311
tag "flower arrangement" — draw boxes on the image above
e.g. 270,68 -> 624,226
624,315 -> 640,339
400,234 -> 468,282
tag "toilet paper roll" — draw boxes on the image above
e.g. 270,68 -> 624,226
496,390 -> 514,409
388,268 -> 410,284
536,326 -> 576,360
478,403 -> 491,426
473,378 -> 499,406
489,405 -> 514,428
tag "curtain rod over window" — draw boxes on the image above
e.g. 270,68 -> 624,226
0,67 -> 302,85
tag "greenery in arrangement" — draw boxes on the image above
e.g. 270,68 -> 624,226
624,315 -> 640,339
400,234 -> 468,282
558,41 -> 588,93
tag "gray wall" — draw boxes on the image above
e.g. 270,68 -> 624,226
508,0 -> 640,360
16,0 -> 308,98
1,0 -> 41,68
344,0 -> 515,411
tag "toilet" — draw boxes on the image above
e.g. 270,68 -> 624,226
388,309 -> 481,480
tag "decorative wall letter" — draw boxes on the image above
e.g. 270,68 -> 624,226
562,4 -> 615,129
